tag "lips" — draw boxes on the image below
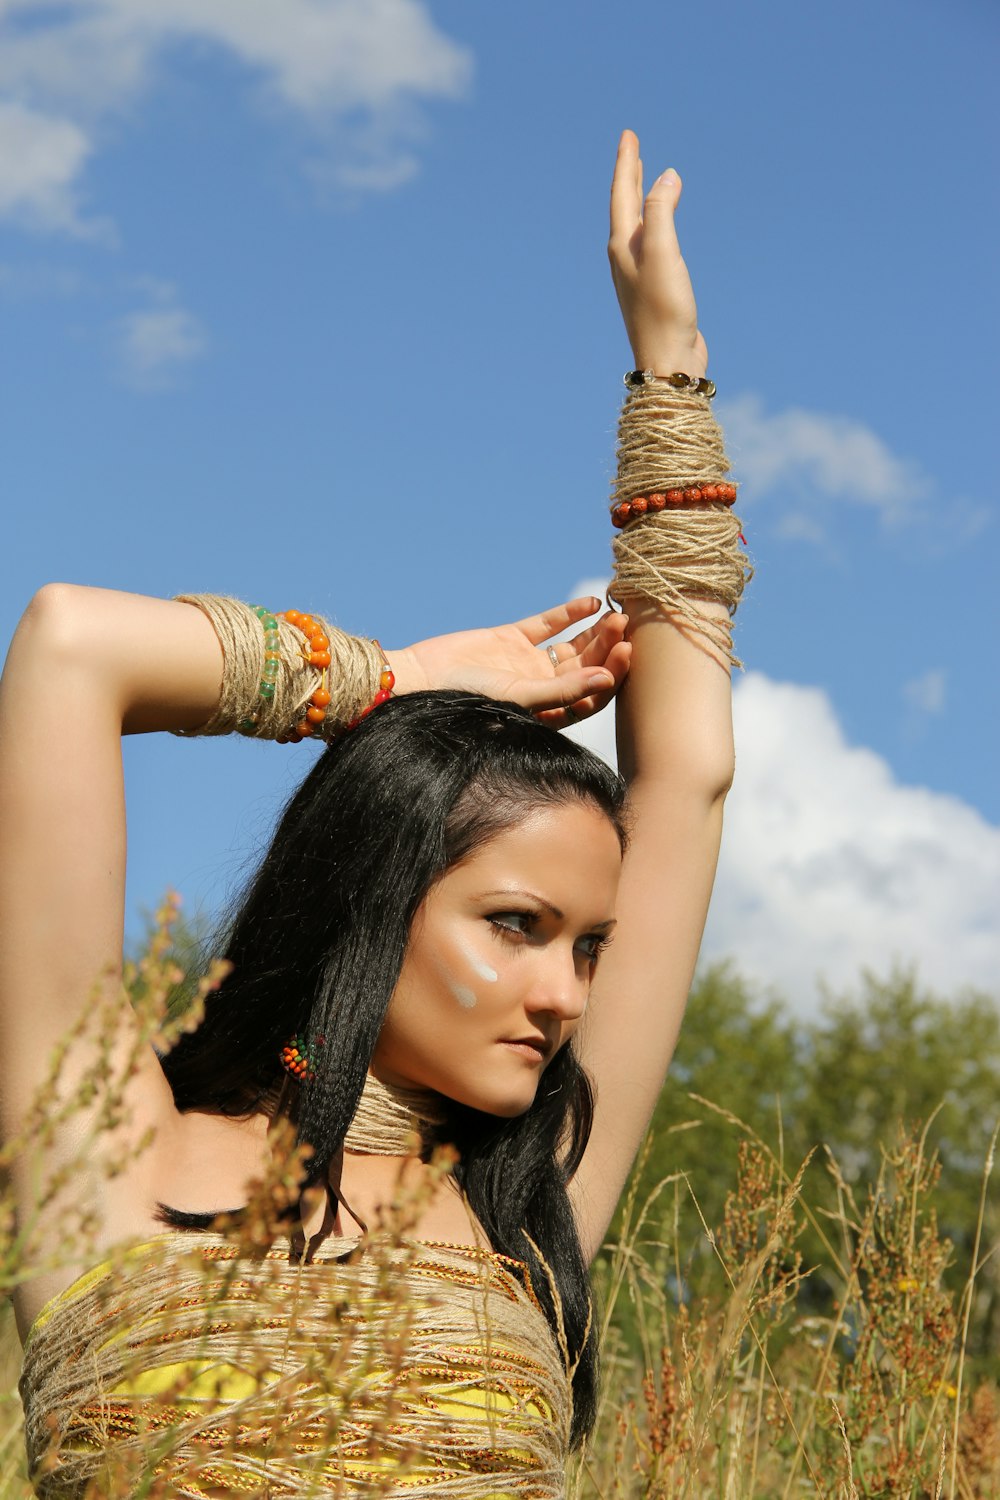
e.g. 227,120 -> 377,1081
501,1035 -> 551,1061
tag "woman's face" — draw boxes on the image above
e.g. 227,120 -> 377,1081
372,800 -> 622,1116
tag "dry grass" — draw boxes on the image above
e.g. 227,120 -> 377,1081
571,1111 -> 999,1498
1,902 -> 997,1497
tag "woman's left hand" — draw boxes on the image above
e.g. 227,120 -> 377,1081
608,129 -> 708,379
390,596 -> 630,727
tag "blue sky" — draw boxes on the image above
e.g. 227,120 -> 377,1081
1,0 -> 997,1005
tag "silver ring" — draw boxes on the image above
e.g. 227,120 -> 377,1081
546,645 -> 560,669
564,705 -> 579,725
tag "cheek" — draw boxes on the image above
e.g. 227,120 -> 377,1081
446,924 -> 503,1008
426,957 -> 480,1012
453,935 -> 499,986
436,932 -> 502,1011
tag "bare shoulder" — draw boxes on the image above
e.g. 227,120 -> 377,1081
10,1040 -> 185,1341
11,1086 -> 291,1342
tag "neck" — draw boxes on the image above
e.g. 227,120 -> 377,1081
343,1074 -> 445,1156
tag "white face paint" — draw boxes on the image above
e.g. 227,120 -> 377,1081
437,937 -> 497,1012
455,937 -> 498,984
434,959 -> 480,1011
452,983 -> 478,1010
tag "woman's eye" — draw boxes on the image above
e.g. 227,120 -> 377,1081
575,933 -> 610,962
488,912 -> 533,939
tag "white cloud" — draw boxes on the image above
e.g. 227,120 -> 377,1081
567,662 -> 1000,1009
903,669 -> 947,717
117,284 -> 207,385
718,393 -> 928,531
0,0 -> 472,229
0,99 -> 94,232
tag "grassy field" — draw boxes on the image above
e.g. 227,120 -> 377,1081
572,1118 -> 999,1497
2,904 -> 997,1497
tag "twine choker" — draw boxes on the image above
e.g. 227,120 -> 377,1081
344,1073 -> 446,1156
280,1038 -> 442,1154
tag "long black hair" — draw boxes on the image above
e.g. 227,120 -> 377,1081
162,690 -> 627,1443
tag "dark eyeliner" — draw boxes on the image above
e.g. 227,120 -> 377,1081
577,932 -> 612,960
486,910 -> 536,940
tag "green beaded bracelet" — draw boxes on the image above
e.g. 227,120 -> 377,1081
239,605 -> 282,733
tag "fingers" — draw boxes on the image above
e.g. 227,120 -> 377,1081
550,613 -> 629,683
535,636 -> 631,728
537,683 -> 616,731
609,129 -> 642,247
642,166 -> 683,256
517,664 -> 615,713
514,596 -> 602,647
566,609 -> 628,664
592,635 -> 631,698
610,130 -> 685,281
540,612 -> 627,688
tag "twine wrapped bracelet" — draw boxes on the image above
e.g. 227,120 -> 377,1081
608,375 -> 752,667
174,594 -> 393,744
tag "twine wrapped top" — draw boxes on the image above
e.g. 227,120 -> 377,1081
20,1229 -> 570,1498
20,1075 -> 569,1496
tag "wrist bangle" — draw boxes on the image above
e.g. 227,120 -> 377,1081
172,595 -> 386,742
608,378 -> 750,669
624,369 -> 716,398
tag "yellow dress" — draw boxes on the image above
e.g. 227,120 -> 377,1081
19,1229 -> 569,1498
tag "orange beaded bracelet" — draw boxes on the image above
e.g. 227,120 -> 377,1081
276,612 -> 395,742
345,642 -> 395,731
277,609 -> 335,741
611,482 -> 737,530
243,606 -> 396,744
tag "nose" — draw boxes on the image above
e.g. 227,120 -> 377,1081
523,943 -> 589,1027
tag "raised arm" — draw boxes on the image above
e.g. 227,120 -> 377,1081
570,131 -> 741,1260
0,586 -> 234,1306
0,585 -> 627,1148
0,590 -> 228,1120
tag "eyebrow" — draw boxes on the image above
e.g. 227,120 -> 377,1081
475,889 -> 617,931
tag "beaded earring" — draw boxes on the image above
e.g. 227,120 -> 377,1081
280,1033 -> 325,1084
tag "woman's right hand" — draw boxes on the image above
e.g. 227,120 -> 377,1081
608,129 -> 708,379
390,596 -> 631,728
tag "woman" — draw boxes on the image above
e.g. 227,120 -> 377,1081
2,131 -> 743,1496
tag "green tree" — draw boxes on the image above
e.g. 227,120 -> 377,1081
608,964 -> 1000,1376
797,969 -> 1000,1369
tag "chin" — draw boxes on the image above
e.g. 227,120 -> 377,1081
483,1096 -> 535,1120
438,1080 -> 537,1120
